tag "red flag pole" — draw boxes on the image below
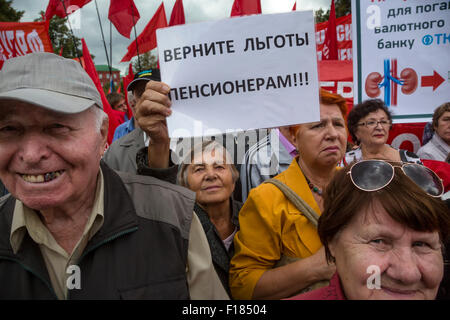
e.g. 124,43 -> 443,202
58,0 -> 83,65
94,0 -> 112,72
109,20 -> 113,88
131,5 -> 141,70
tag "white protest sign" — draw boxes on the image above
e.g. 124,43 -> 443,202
157,11 -> 320,138
352,0 -> 450,123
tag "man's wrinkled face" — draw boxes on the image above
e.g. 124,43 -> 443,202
0,101 -> 106,212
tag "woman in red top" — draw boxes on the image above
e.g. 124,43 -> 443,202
289,160 -> 449,300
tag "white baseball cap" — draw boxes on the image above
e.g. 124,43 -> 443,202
0,52 -> 103,113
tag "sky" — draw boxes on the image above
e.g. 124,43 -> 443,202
11,0 -> 331,75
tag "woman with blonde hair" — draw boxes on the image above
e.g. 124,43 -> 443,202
138,139 -> 242,296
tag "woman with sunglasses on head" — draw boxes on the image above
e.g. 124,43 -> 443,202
288,160 -> 449,300
229,90 -> 347,300
344,99 -> 421,165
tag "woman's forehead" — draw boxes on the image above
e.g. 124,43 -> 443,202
191,148 -> 228,164
361,109 -> 388,120
352,201 -> 440,240
319,103 -> 345,119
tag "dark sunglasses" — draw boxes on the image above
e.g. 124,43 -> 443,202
348,160 -> 444,197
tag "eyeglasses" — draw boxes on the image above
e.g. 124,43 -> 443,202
347,160 -> 444,197
357,120 -> 391,128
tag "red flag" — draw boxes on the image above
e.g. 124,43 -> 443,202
315,14 -> 352,61
45,0 -> 91,20
230,0 -> 261,17
292,2 -> 296,11
0,21 -> 53,70
81,38 -> 121,145
169,0 -> 185,26
323,0 -> 338,60
108,0 -> 140,39
120,3 -> 167,62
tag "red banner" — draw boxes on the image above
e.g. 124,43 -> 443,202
316,14 -> 352,61
387,122 -> 426,153
0,21 -> 53,70
319,60 -> 354,111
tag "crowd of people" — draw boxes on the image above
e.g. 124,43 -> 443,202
0,52 -> 449,300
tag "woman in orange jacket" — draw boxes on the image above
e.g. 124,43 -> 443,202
229,90 -> 348,300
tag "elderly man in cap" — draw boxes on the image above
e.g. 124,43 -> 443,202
0,52 -> 228,299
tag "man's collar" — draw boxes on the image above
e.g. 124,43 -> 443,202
126,118 -> 136,131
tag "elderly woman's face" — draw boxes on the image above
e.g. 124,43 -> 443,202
354,109 -> 391,147
329,200 -> 443,300
187,148 -> 235,206
294,103 -> 347,167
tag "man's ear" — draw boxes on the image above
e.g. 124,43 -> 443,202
100,116 -> 109,147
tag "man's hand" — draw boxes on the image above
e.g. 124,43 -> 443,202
135,80 -> 172,169
135,80 -> 172,144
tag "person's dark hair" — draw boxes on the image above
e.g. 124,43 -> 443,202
318,163 -> 450,264
432,102 -> 450,132
347,99 -> 392,145
106,92 -> 124,110
132,80 -> 148,100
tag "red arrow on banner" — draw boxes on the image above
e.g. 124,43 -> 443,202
421,70 -> 445,91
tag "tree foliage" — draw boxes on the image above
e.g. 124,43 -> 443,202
35,11 -> 84,60
314,0 -> 351,23
132,51 -> 158,73
0,0 -> 24,22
